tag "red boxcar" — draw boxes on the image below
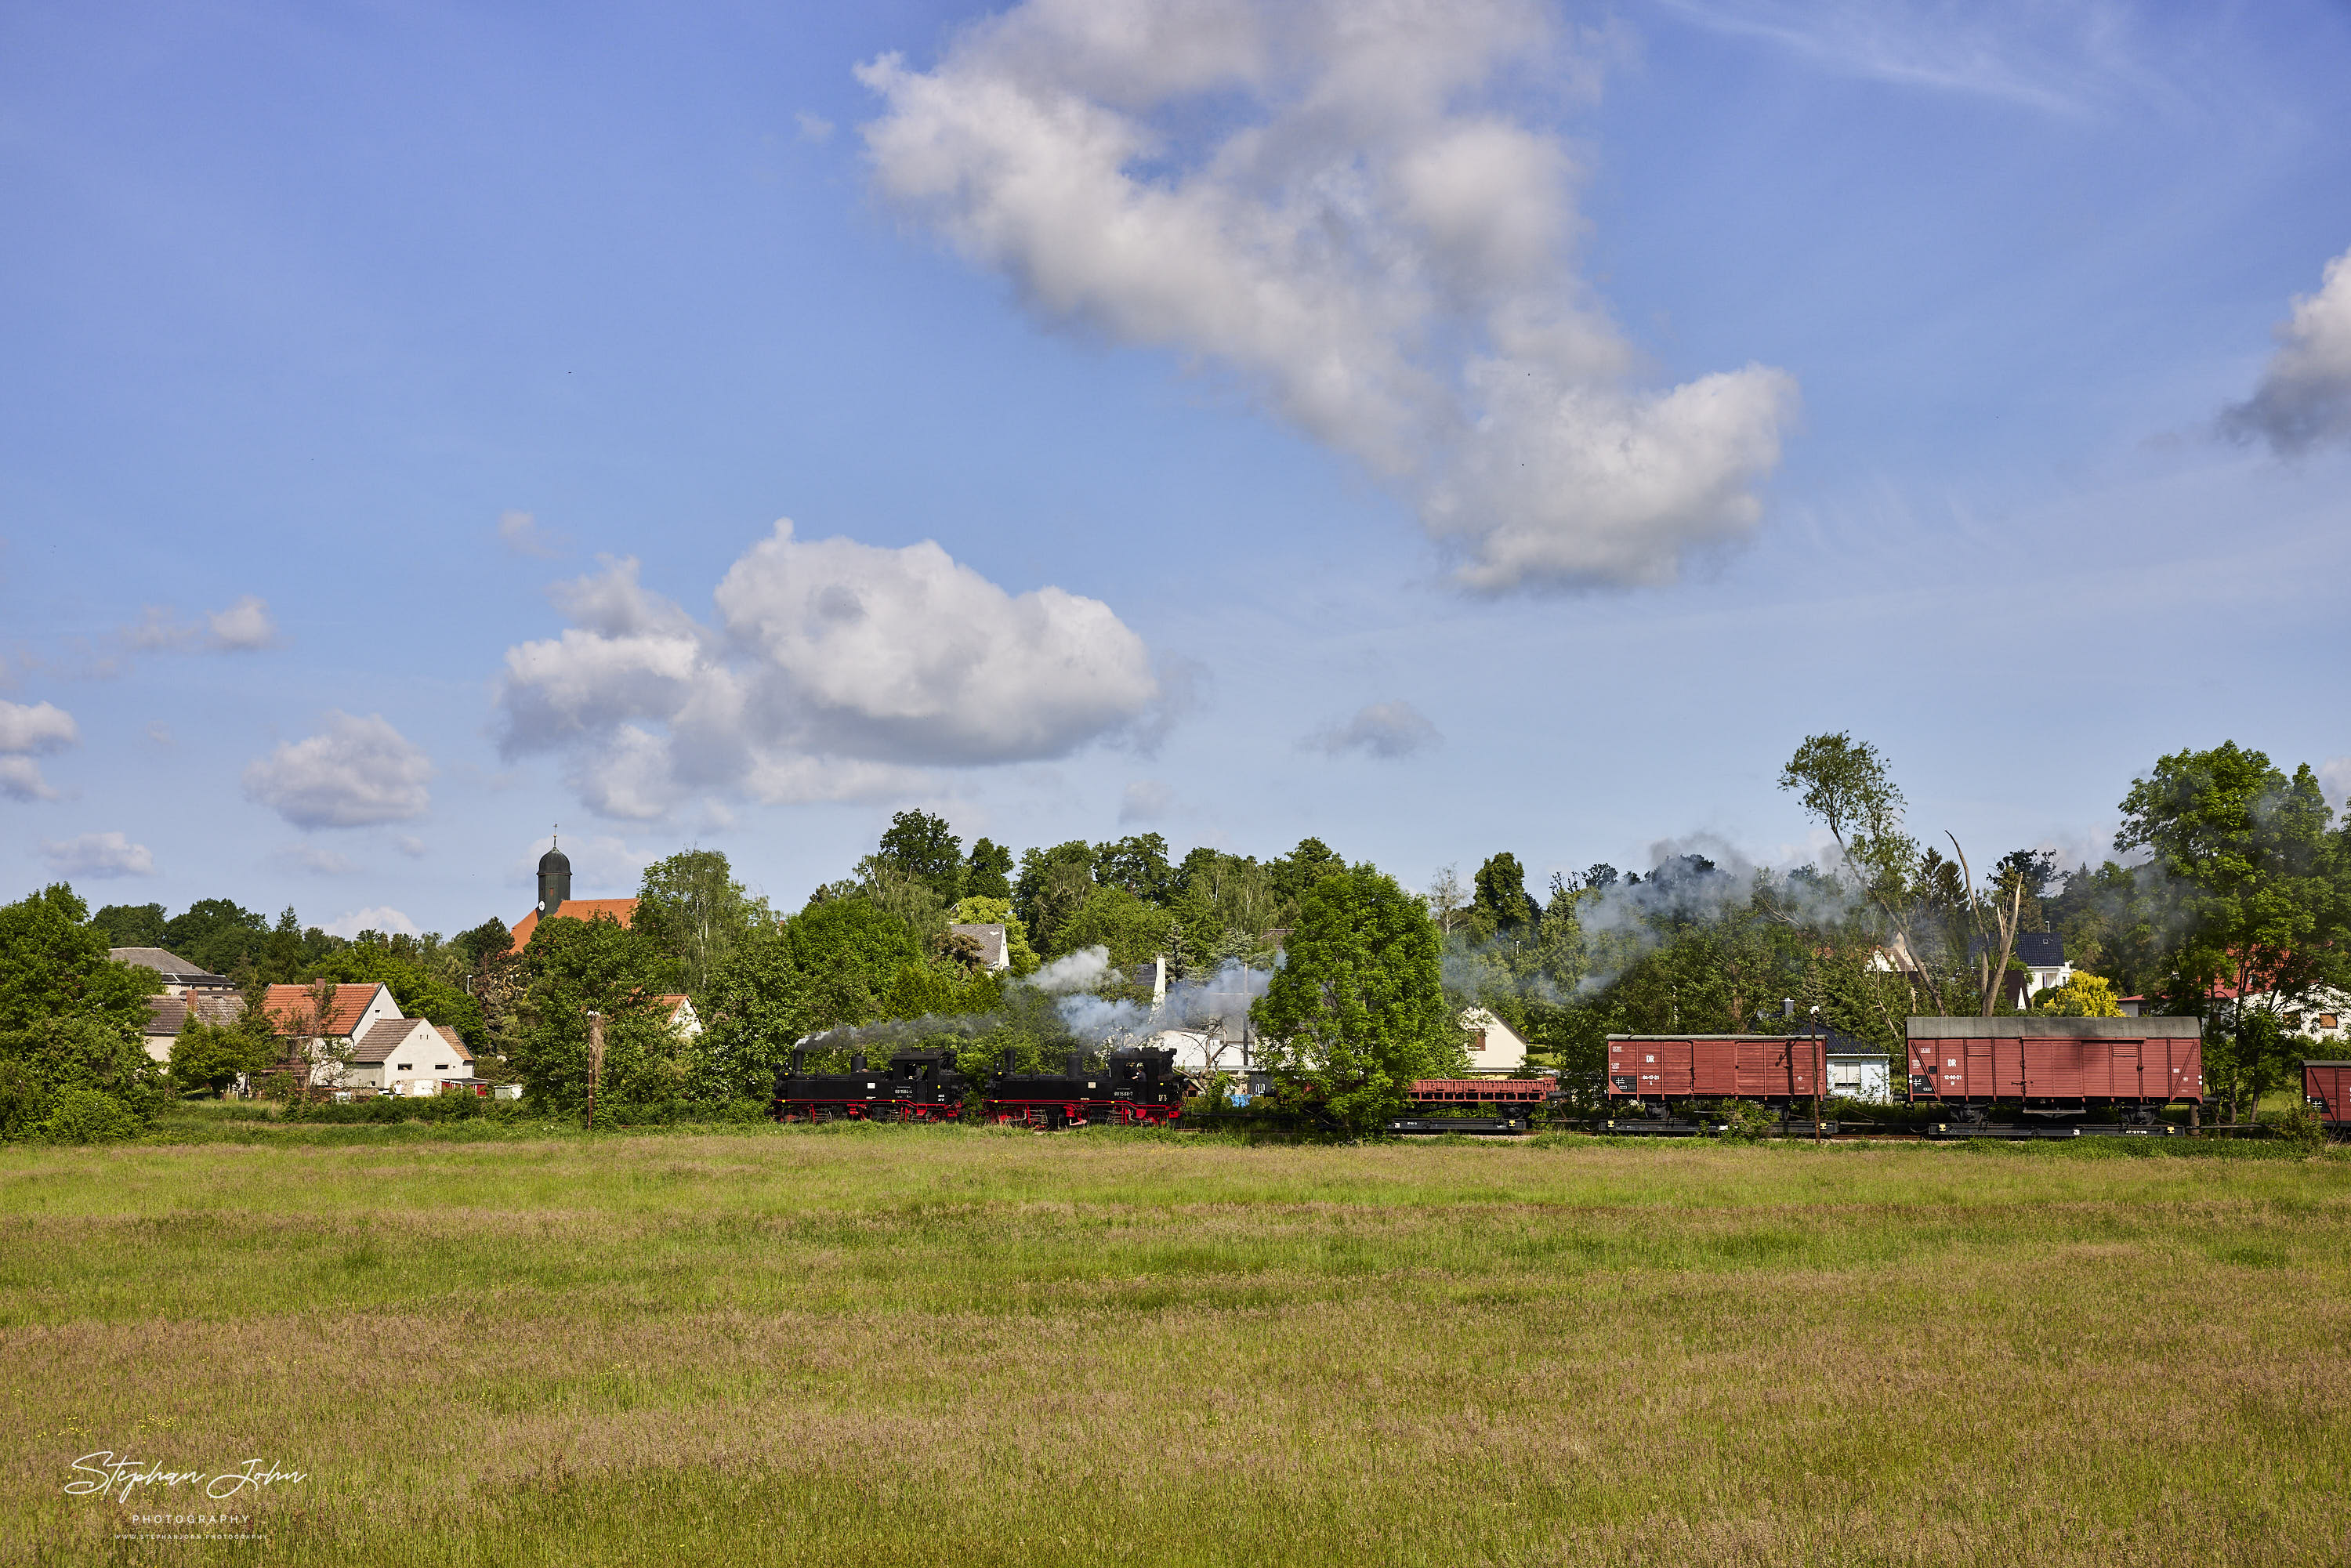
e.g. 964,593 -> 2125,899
2306,1061 -> 2351,1129
1604,1035 -> 1822,1108
1905,1017 -> 2201,1116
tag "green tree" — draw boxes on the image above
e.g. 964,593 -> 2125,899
2116,741 -> 2350,1120
169,1019 -> 275,1096
634,849 -> 772,1002
1014,841 -> 1098,954
2034,972 -> 2124,1017
1778,733 -> 1963,1012
1470,853 -> 1536,936
0,885 -> 161,1034
1268,838 -> 1344,917
451,918 -> 513,974
161,898 -> 273,976
871,809 -> 964,905
1093,834 -> 1176,904
1054,885 -> 1178,969
0,1016 -> 171,1125
1251,864 -> 1460,1136
92,903 -> 168,949
964,838 -> 1015,901
509,911 -> 686,1114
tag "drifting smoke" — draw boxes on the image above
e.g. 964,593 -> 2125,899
1028,945 -> 1114,994
794,950 -> 1277,1056
1034,951 -> 1275,1044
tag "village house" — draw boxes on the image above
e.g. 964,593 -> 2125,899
110,946 -> 233,996
1460,1006 -> 1529,1072
947,922 -> 1009,972
259,981 -> 404,1087
138,990 -> 247,1066
654,994 -> 702,1038
344,1017 -> 474,1095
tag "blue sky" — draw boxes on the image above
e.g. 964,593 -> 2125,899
4,0 -> 2347,937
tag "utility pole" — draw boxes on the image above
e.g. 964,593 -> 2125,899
586,1010 -> 605,1127
1810,1006 -> 1824,1144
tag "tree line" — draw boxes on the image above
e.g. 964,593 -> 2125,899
4,733 -> 2345,1139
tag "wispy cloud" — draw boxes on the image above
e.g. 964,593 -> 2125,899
1654,0 -> 2158,116
125,596 -> 280,652
1308,701 -> 1442,762
498,509 -> 569,559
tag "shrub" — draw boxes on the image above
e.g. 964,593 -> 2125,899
1716,1099 -> 1777,1143
38,1089 -> 145,1144
2272,1100 -> 2325,1153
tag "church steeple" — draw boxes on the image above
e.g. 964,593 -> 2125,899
536,827 -> 571,918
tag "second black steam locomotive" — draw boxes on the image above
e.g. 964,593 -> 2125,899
769,1043 -> 1188,1128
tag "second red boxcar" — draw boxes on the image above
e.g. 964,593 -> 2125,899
1906,1016 -> 2201,1121
1605,1035 -> 1822,1110
2306,1061 -> 2351,1129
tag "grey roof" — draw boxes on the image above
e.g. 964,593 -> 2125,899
111,947 -> 230,984
947,923 -> 1007,969
1907,1016 -> 2201,1038
2013,932 -> 2065,967
143,991 -> 247,1037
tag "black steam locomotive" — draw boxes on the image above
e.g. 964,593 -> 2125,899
986,1045 -> 1187,1128
767,1042 -> 1190,1128
770,1045 -> 971,1124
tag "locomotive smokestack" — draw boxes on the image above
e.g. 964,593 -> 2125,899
853,1051 -> 868,1073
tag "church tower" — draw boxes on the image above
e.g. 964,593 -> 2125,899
537,832 -> 572,920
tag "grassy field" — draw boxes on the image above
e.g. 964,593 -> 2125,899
4,1116 -> 2346,1566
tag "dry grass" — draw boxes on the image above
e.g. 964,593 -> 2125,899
3,1123 -> 2346,1566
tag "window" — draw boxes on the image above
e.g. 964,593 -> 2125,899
396,1063 -> 412,1070
435,1063 -> 450,1070
1469,1031 -> 1486,1052
2321,1015 -> 2340,1030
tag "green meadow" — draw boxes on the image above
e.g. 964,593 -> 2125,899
5,1114 -> 2346,1566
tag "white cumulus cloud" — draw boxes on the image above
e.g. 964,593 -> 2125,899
0,698 -> 78,801
42,831 -> 154,878
1310,700 -> 1441,761
243,712 -> 434,829
323,906 -> 421,939
127,596 -> 279,652
2320,756 -> 2351,813
495,521 -> 1161,820
857,0 -> 1796,590
2222,244 -> 2351,455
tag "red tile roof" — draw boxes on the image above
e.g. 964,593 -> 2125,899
261,982 -> 391,1038
509,898 -> 639,954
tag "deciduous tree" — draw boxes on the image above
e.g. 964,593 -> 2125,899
1252,864 -> 1459,1136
